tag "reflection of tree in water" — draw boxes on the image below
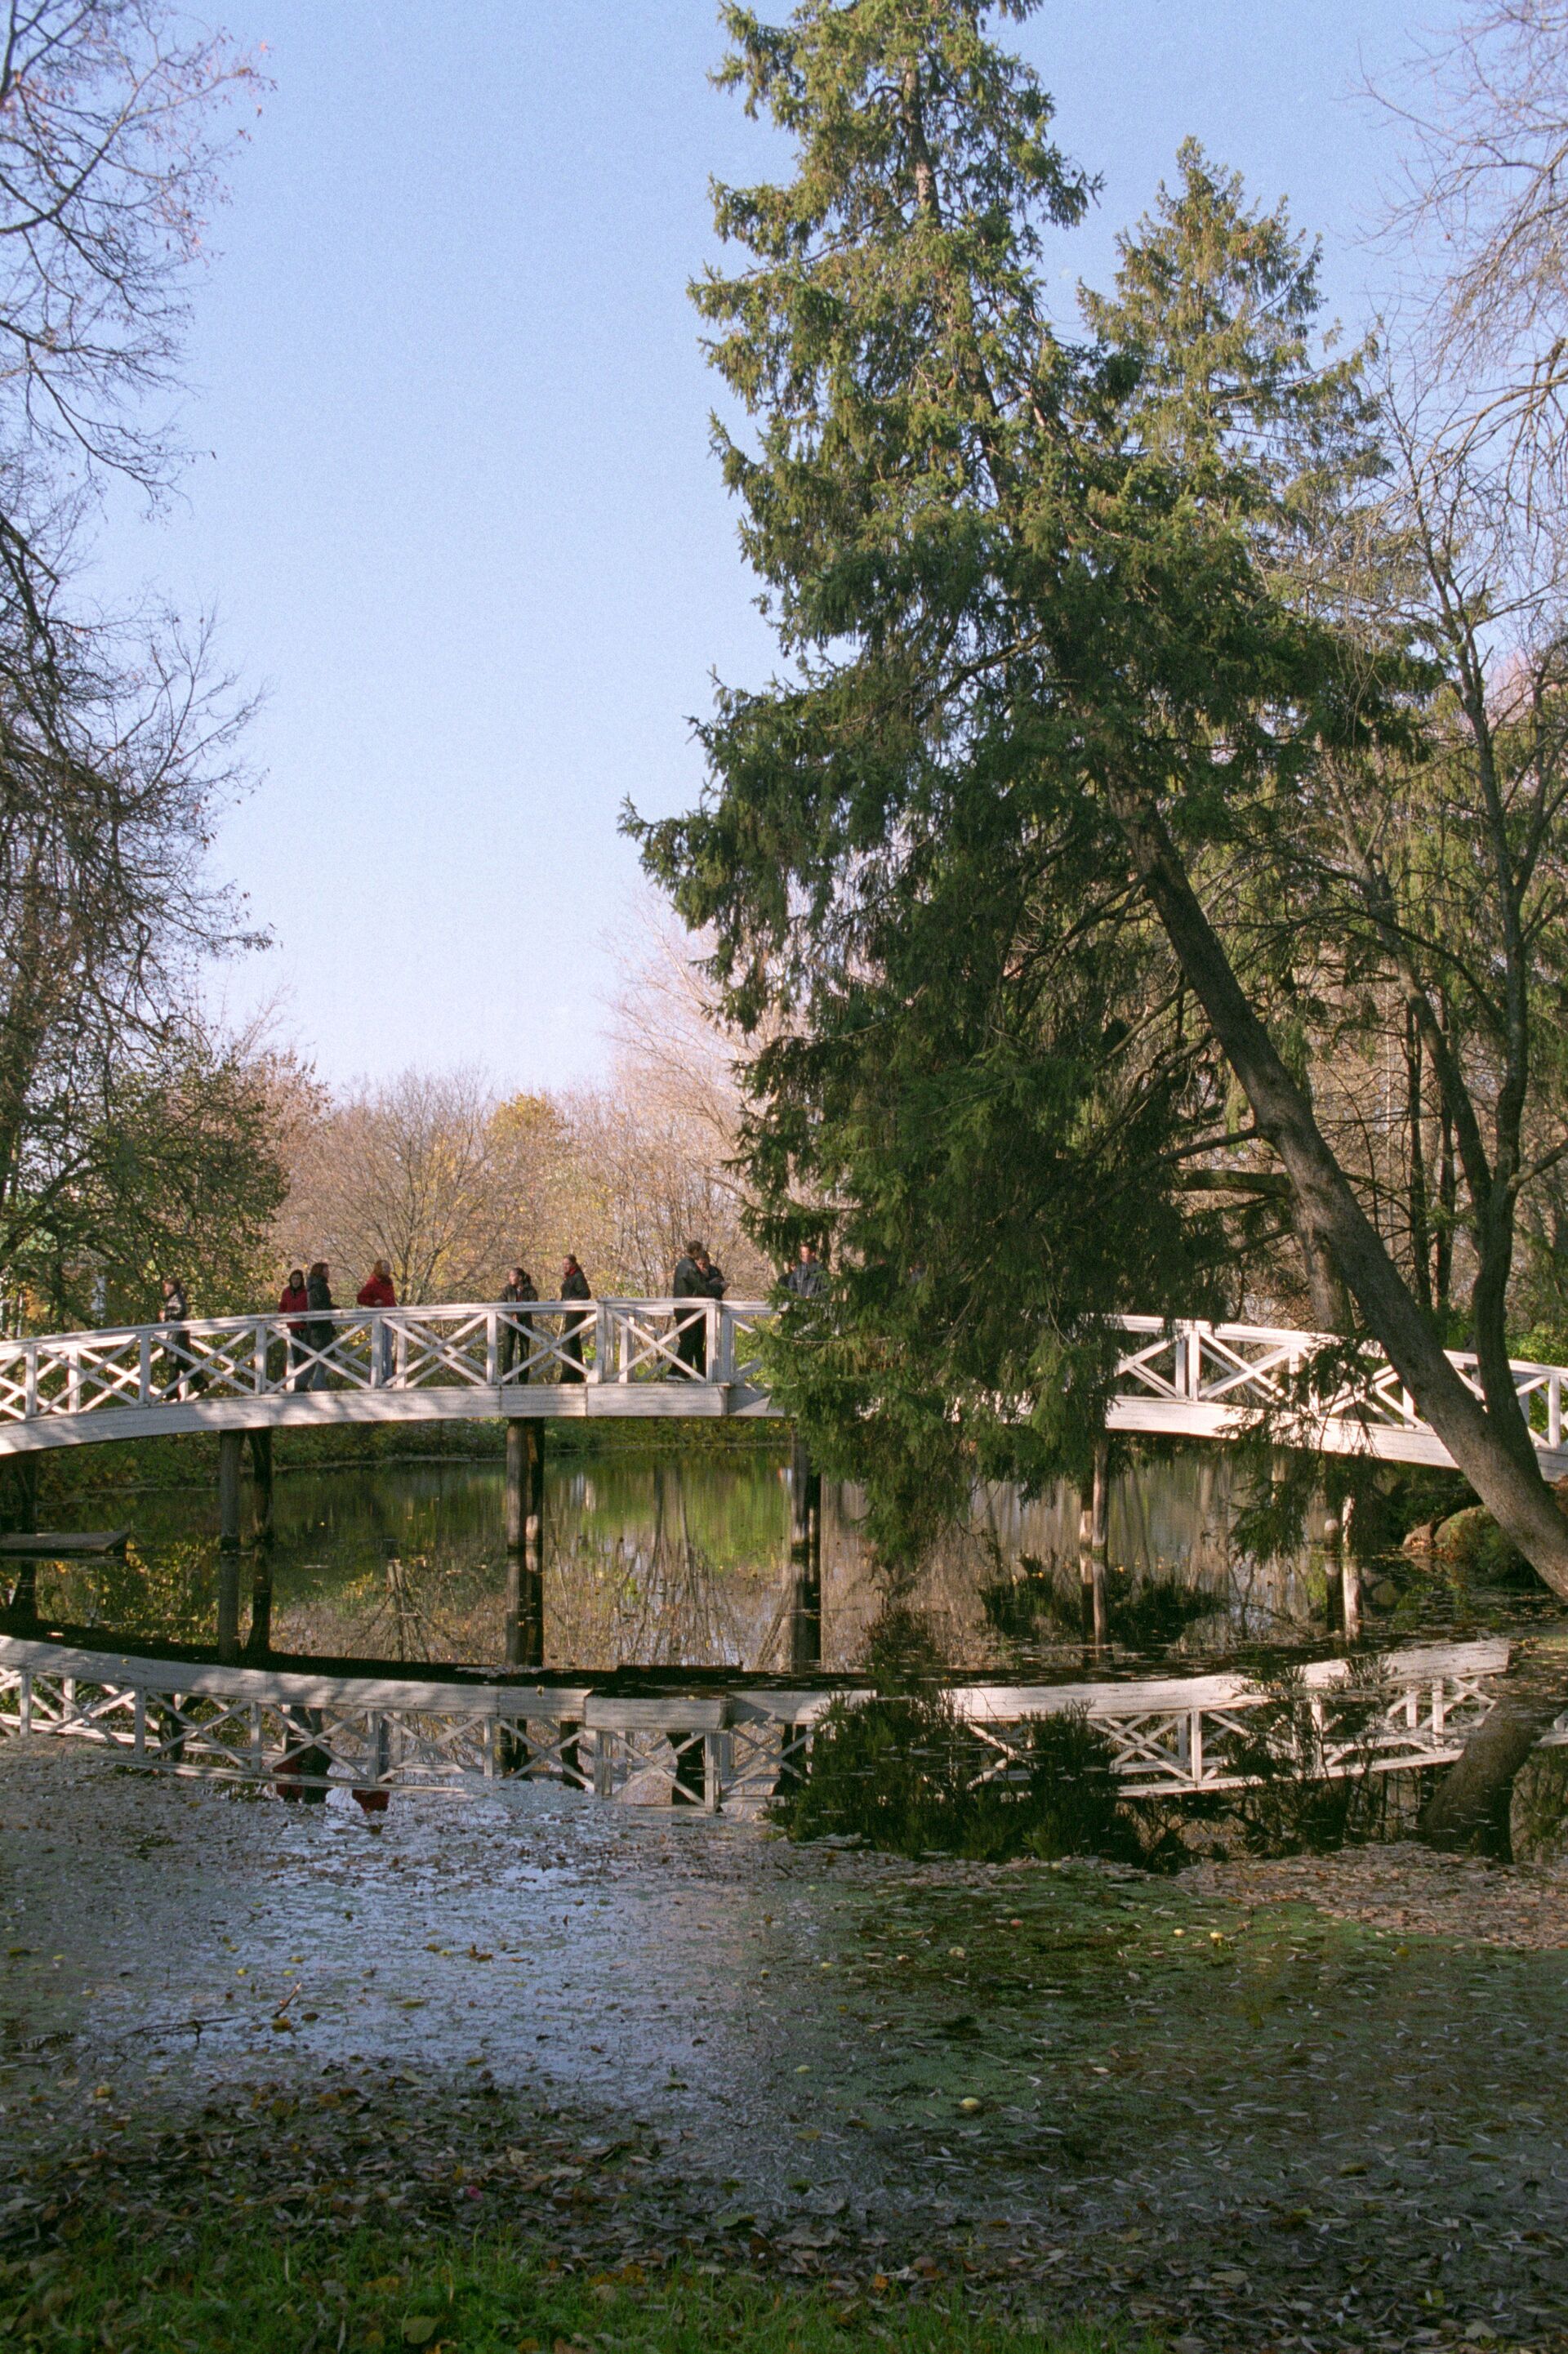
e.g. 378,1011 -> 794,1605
274,1545 -> 506,1665
35,1447 -> 1337,1674
547,1463 -> 776,1670
33,1540 -> 217,1647
263,1465 -> 783,1672
821,1458 -> 1323,1675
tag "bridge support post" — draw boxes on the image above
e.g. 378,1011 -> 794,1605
504,1422 -> 545,1674
1,1456 -> 38,1618
216,1432 -> 243,1663
247,1432 -> 275,1661
0,1455 -> 37,1538
787,1433 -> 822,1674
247,1549 -> 274,1662
1325,1496 -> 1361,1641
249,1429 -> 274,1545
1079,1437 -> 1108,1648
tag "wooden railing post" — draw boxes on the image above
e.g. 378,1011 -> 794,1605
593,1302 -> 611,1383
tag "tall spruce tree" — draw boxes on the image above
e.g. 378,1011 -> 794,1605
636,0 -> 1568,1595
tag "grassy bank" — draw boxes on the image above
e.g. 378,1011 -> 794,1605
0,2228 -> 1130,2354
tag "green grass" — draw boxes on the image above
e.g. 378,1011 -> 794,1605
0,2227 -> 1141,2354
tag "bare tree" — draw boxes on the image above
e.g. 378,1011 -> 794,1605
0,4 -> 260,488
1380,2 -> 1568,498
281,1068 -> 510,1304
599,899 -> 775,1292
0,7 -> 275,1325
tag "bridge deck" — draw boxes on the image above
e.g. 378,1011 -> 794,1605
0,1300 -> 1562,1474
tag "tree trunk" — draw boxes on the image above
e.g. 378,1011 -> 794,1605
1289,1187 -> 1348,1331
1111,792 -> 1568,1598
1419,1692 -> 1566,1857
1436,1090 -> 1456,1317
1405,1010 -> 1432,1317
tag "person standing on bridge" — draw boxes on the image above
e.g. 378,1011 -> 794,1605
303,1261 -> 335,1390
672,1240 -> 708,1377
690,1245 -> 728,1377
158,1273 -> 201,1402
357,1260 -> 397,1385
785,1242 -> 826,1300
500,1264 -> 537,1383
560,1254 -> 591,1381
278,1268 -> 309,1389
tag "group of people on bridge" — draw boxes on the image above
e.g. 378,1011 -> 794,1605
152,1240 -> 828,1398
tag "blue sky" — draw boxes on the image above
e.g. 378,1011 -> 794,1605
91,0 -> 1437,1094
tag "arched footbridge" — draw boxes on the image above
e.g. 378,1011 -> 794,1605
0,1299 -> 1560,1474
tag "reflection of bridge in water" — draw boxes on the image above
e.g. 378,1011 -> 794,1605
0,1628 -> 1542,1812
2,1302 -> 1566,1806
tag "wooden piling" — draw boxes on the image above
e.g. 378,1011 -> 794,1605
243,1429 -> 275,1659
247,1549 -> 274,1662
1327,1495 -> 1361,1640
1079,1435 -> 1108,1648
218,1432 -> 243,1550
216,1431 -> 243,1662
787,1431 -> 822,1674
505,1420 -> 525,1553
504,1422 -> 546,1673
2,1458 -> 38,1616
248,1429 -> 274,1543
0,1456 -> 38,1538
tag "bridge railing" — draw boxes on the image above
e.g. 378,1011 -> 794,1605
1109,1316 -> 1568,1451
0,1631 -> 1544,1807
0,1304 -> 1564,1463
0,1299 -> 777,1424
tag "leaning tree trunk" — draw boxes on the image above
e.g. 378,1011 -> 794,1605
1111,793 -> 1568,1601
1418,1691 -> 1566,1857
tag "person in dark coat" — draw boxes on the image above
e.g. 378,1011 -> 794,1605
279,1268 -> 309,1389
786,1242 -> 827,1300
304,1260 -> 335,1390
158,1273 -> 194,1401
500,1264 -> 537,1383
559,1254 -> 591,1381
701,1247 -> 728,1375
672,1239 -> 707,1376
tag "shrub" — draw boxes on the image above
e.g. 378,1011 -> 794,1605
770,1606 -> 1143,1861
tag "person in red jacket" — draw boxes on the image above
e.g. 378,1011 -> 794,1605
357,1259 -> 398,1385
278,1267 -> 309,1389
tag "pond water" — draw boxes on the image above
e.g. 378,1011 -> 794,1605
10,1436 -> 1560,1674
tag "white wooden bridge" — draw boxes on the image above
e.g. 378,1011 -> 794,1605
0,1630 -> 1544,1811
0,1300 -> 1564,1473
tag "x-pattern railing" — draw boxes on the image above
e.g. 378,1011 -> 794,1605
0,1305 -> 1566,1469
1108,1316 -> 1568,1453
0,1636 -> 1546,1808
0,1300 -> 773,1425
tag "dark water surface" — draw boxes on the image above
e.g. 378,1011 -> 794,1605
14,1438 -> 1561,1673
